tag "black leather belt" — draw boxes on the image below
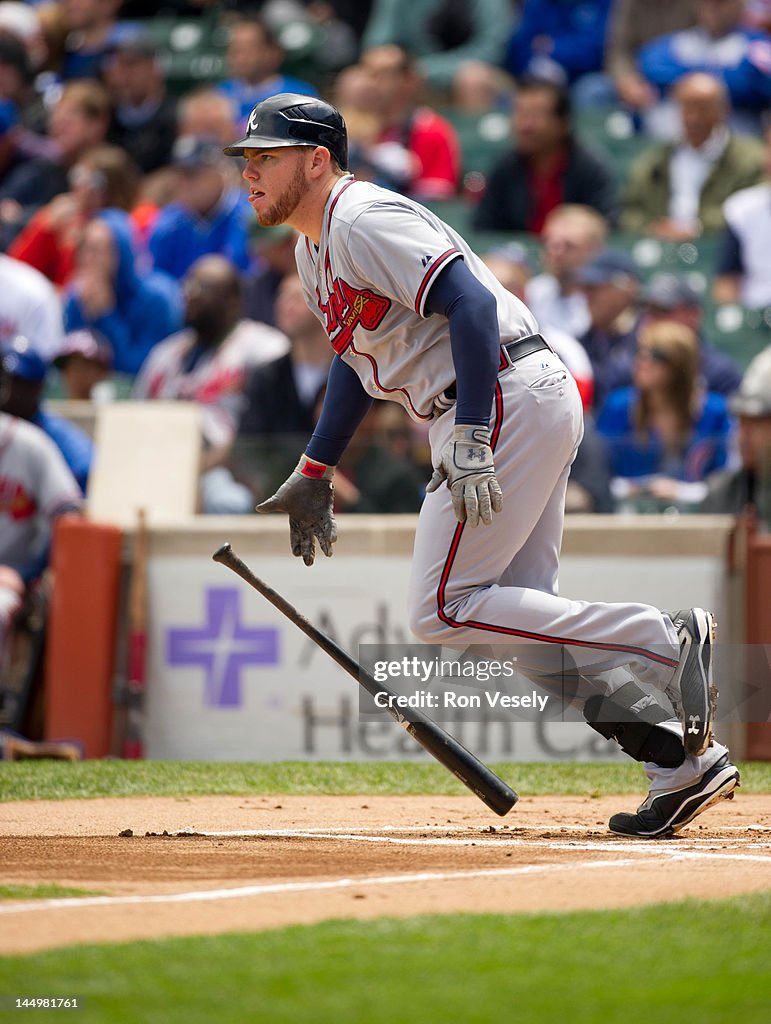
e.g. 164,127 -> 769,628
500,332 -> 551,367
440,333 -> 550,403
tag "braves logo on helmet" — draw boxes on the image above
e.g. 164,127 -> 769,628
247,108 -> 260,133
317,277 -> 391,354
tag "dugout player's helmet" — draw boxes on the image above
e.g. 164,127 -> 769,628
223,93 -> 348,170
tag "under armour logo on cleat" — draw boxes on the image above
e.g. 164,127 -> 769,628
687,716 -> 701,734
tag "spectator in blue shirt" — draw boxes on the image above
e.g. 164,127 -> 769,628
638,0 -> 771,139
217,14 -> 316,130
64,209 -> 182,376
597,320 -> 733,509
52,0 -> 123,82
504,0 -> 613,103
147,135 -> 252,281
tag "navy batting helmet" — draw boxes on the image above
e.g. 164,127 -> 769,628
223,93 -> 348,170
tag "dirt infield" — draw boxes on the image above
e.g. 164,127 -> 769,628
1,793 -> 770,954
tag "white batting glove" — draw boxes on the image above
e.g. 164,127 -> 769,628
426,424 -> 503,527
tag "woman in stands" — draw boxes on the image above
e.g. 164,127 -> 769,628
597,320 -> 733,510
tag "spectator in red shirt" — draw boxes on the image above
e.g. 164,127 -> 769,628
358,44 -> 461,200
8,143 -> 139,288
473,76 -> 618,234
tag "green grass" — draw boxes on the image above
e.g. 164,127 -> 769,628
0,895 -> 768,1023
0,884 -> 103,901
1,759 -> 770,803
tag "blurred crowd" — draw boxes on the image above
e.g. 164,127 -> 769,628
1,0 -> 771,650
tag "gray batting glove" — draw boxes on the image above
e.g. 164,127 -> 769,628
426,424 -> 504,527
255,455 -> 338,566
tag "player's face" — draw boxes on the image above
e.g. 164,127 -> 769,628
242,148 -> 308,227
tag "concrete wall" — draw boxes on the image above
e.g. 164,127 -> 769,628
130,514 -> 739,761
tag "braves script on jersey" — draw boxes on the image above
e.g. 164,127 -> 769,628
295,176 -> 538,421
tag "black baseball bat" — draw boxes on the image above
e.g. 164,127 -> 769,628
212,543 -> 518,816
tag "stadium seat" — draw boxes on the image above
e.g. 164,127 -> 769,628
272,18 -> 325,82
44,372 -> 135,403
439,109 -> 513,180
704,303 -> 771,371
573,107 -> 651,186
618,233 -> 722,289
422,197 -> 474,235
136,17 -> 228,94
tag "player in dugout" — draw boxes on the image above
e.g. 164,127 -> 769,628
224,93 -> 740,840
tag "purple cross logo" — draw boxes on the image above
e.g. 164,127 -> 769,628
167,588 -> 279,708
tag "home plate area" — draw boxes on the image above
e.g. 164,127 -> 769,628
1,794 -> 770,954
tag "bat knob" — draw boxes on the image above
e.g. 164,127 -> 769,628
212,543 -> 232,563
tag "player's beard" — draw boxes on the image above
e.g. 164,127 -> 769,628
256,158 -> 307,227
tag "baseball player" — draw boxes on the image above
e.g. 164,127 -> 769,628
224,93 -> 740,839
0,410 -> 81,668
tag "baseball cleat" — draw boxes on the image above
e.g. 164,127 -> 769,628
667,608 -> 718,757
608,754 -> 740,839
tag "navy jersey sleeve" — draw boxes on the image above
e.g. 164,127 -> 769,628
425,258 -> 500,426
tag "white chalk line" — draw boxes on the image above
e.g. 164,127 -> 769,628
198,824 -> 771,835
0,858 -> 679,915
181,827 -> 771,855
2,827 -> 769,917
170,823 -> 771,835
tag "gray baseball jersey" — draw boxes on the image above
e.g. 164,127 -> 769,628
0,413 -> 81,573
295,176 -> 538,422
295,175 -> 697,762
